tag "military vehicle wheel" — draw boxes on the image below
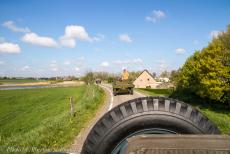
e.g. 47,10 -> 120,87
81,96 -> 220,154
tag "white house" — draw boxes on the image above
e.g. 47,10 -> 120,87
133,70 -> 158,88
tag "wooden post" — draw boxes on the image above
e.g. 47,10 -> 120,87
93,88 -> 95,98
69,97 -> 75,117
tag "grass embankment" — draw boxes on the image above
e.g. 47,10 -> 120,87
137,88 -> 230,134
0,79 -> 43,84
0,85 -> 105,153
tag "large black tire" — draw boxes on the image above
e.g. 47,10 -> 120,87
81,96 -> 220,154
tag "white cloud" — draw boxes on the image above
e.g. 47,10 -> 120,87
3,20 -> 30,33
100,61 -> 109,67
145,10 -> 166,23
210,30 -> 221,38
49,63 -> 57,67
62,25 -> 91,40
51,67 -> 58,71
175,48 -> 185,54
92,34 -> 105,42
0,61 -> 5,65
64,61 -> 71,65
22,33 -> 58,47
59,37 -> 75,48
0,42 -> 21,53
75,67 -> 80,71
22,32 -> 58,47
113,58 -> 143,65
119,34 -> 132,43
21,65 -> 30,71
60,25 -> 94,48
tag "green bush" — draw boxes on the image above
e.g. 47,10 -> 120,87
175,25 -> 230,106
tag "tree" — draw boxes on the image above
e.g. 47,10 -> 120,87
82,72 -> 94,85
170,69 -> 180,84
176,25 -> 230,105
152,72 -> 157,78
160,70 -> 170,78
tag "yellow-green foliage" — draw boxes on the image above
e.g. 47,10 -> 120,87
177,25 -> 230,104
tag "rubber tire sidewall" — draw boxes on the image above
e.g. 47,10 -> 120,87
94,112 -> 203,154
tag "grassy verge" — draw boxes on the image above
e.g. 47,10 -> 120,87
0,79 -> 44,84
136,88 -> 173,97
0,85 -> 105,153
136,88 -> 230,134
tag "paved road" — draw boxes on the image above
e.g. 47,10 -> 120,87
69,84 -> 145,154
100,84 -> 145,110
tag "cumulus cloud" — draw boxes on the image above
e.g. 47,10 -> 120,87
59,37 -> 76,48
3,20 -> 30,33
100,61 -> 109,67
64,61 -> 71,65
51,67 -> 59,71
92,34 -> 105,42
75,67 -> 80,71
0,42 -> 21,53
22,32 -> 58,47
175,48 -> 185,54
60,25 -> 96,48
145,10 -> 166,23
113,58 -> 143,65
21,65 -> 30,71
119,34 -> 132,43
210,30 -> 221,38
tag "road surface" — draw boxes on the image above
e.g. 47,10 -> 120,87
69,84 -> 145,154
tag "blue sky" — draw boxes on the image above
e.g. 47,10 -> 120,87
0,0 -> 229,77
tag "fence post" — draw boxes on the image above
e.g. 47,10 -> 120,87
69,96 -> 75,117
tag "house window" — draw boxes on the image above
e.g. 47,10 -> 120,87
147,78 -> 150,81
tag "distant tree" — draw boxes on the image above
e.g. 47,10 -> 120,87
176,25 -> 230,105
152,72 -> 157,78
82,72 -> 94,85
128,71 -> 142,82
170,69 -> 180,84
107,76 -> 114,83
160,70 -> 170,78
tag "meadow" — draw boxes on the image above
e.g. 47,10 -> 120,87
0,85 -> 105,153
0,79 -> 43,84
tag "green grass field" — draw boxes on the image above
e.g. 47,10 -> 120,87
0,85 -> 105,153
136,88 -> 173,96
137,88 -> 230,134
0,79 -> 43,84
